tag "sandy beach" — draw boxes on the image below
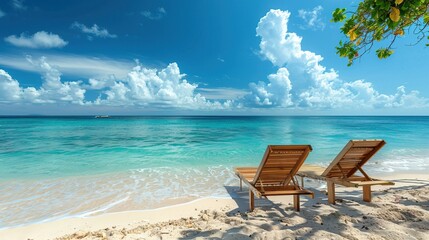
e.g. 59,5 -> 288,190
1,171 -> 428,240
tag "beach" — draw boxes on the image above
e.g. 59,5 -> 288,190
2,0 -> 429,238
1,116 -> 429,239
1,171 -> 428,240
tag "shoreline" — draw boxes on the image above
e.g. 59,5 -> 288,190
1,171 -> 428,240
1,167 -> 426,230
0,195 -> 233,231
0,198 -> 242,240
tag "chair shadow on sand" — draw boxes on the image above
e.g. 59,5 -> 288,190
177,179 -> 429,240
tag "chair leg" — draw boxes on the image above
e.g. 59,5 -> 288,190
249,190 -> 255,211
301,176 -> 304,188
293,195 -> 300,211
327,180 -> 336,204
363,185 -> 371,202
239,179 -> 242,191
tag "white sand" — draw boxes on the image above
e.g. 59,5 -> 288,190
1,172 -> 428,240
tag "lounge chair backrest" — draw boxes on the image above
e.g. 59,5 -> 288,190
322,140 -> 386,178
253,145 -> 312,186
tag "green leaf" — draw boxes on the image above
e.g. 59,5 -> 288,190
395,0 -> 404,5
424,14 -> 429,24
373,29 -> 384,41
332,8 -> 347,22
376,48 -> 394,59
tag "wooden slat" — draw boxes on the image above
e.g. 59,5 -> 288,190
256,176 -> 289,179
259,171 -> 292,175
255,182 -> 284,186
352,180 -> 395,186
235,168 -> 258,182
253,145 -> 312,185
322,139 -> 386,178
327,177 -> 359,187
339,158 -> 364,162
346,176 -> 368,181
258,177 -> 290,182
262,168 -> 294,172
347,140 -> 386,178
282,146 -> 312,186
235,167 -> 258,170
352,140 -> 382,147
256,185 -> 297,191
345,152 -> 371,155
322,140 -> 355,177
260,189 -> 314,196
266,158 -> 302,163
348,147 -> 374,152
268,154 -> 303,157
263,164 -> 296,168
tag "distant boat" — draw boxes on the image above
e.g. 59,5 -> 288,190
95,115 -> 110,118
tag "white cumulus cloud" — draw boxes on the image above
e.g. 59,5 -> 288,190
246,68 -> 293,107
253,9 -> 427,110
0,69 -> 22,102
4,31 -> 68,48
298,6 -> 325,30
0,57 -> 232,110
71,22 -> 117,39
95,62 -> 232,109
0,57 -> 86,104
88,76 -> 116,90
28,57 -> 86,104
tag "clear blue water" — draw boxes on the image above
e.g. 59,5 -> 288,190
0,116 -> 428,228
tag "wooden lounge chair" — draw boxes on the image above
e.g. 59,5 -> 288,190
297,140 -> 395,204
235,145 -> 314,211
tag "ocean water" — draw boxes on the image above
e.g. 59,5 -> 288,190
0,116 -> 428,228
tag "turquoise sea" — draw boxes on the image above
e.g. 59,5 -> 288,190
1,116 -> 428,228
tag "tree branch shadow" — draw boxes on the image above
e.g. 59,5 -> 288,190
177,181 -> 429,239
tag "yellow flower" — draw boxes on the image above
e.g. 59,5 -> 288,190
395,0 -> 404,5
347,25 -> 359,41
390,7 -> 400,22
348,29 -> 358,41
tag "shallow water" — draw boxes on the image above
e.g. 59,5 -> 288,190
0,116 -> 428,228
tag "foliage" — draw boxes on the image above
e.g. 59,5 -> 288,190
332,0 -> 429,66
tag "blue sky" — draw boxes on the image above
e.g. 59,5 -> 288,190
0,0 -> 428,115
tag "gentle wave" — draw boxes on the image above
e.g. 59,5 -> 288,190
0,165 -> 238,228
366,148 -> 429,173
